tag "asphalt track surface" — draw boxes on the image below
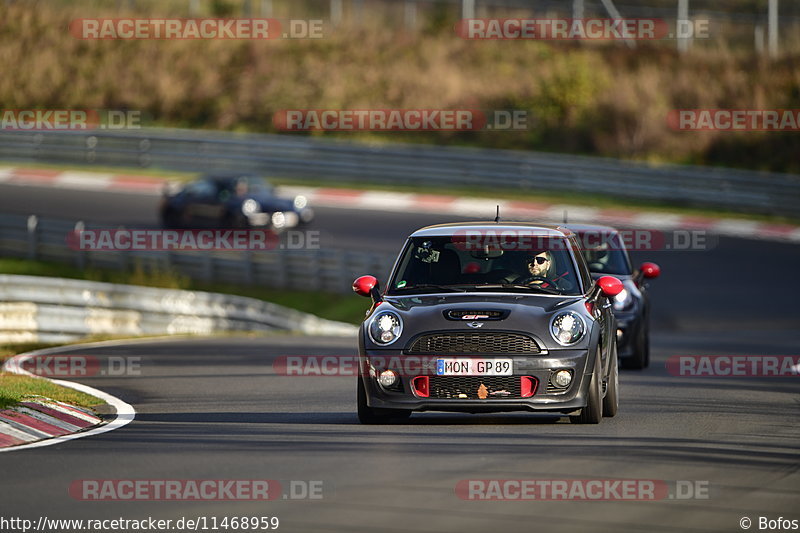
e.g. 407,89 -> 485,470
1,182 -> 799,532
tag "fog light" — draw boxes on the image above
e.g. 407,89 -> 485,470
378,370 -> 398,388
553,370 -> 572,388
271,211 -> 286,229
616,328 -> 624,341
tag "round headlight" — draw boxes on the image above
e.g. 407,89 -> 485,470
550,311 -> 586,346
293,195 -> 308,209
613,288 -> 632,311
368,311 -> 403,346
242,199 -> 260,215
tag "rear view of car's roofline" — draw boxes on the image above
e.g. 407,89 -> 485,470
563,223 -> 620,234
410,222 -> 574,238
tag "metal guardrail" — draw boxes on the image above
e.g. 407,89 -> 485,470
0,213 -> 396,294
0,128 -> 798,217
0,274 -> 357,343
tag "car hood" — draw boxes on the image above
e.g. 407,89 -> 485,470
370,293 -> 594,352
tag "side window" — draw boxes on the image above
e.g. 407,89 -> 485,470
570,236 -> 593,293
184,180 -> 215,197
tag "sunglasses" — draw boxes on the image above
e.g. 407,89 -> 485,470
528,256 -> 549,265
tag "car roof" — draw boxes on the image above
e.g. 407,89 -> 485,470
199,172 -> 265,182
410,222 -> 574,238
564,223 -> 620,233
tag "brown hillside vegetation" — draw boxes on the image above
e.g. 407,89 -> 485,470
2,2 -> 799,172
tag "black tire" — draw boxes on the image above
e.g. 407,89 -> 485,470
602,343 -> 619,418
357,377 -> 411,425
570,350 -> 603,424
621,323 -> 648,370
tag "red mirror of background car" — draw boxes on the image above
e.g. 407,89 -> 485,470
597,276 -> 624,297
352,275 -> 378,297
640,262 -> 661,279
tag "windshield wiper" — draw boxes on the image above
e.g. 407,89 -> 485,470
473,283 -> 561,294
394,284 -> 468,293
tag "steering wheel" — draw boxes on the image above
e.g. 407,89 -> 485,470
518,275 -> 555,287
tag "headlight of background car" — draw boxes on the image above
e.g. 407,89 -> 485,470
613,288 -> 633,311
368,311 -> 403,346
550,311 -> 585,346
271,211 -> 286,228
241,199 -> 260,215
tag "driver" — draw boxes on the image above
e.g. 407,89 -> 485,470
525,250 -> 553,282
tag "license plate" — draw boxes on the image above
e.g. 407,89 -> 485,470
435,358 -> 513,376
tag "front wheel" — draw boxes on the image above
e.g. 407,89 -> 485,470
357,377 -> 411,425
570,350 -> 603,424
602,343 -> 619,418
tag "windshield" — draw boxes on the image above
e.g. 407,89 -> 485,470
575,232 -> 633,276
387,236 -> 583,296
220,176 -> 274,195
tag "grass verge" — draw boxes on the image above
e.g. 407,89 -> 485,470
0,373 -> 104,411
0,343 -> 106,411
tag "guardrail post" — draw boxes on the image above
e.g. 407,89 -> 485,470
27,215 -> 38,260
275,251 -> 289,289
309,250 -> 322,291
74,221 -> 86,270
117,226 -> 128,271
244,250 -> 255,285
203,253 -> 214,282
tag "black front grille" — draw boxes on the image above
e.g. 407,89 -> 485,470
429,376 -> 521,399
407,332 -> 540,355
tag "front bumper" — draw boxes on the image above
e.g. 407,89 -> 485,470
361,350 -> 594,414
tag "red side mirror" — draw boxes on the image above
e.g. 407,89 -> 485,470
597,276 -> 624,297
353,275 -> 379,297
640,262 -> 661,279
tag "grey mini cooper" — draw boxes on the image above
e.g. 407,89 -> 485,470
353,222 -> 624,424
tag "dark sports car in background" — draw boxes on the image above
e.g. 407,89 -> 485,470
160,172 -> 314,230
567,224 -> 660,370
352,222 -> 624,424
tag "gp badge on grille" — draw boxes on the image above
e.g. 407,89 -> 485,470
444,309 -> 510,321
